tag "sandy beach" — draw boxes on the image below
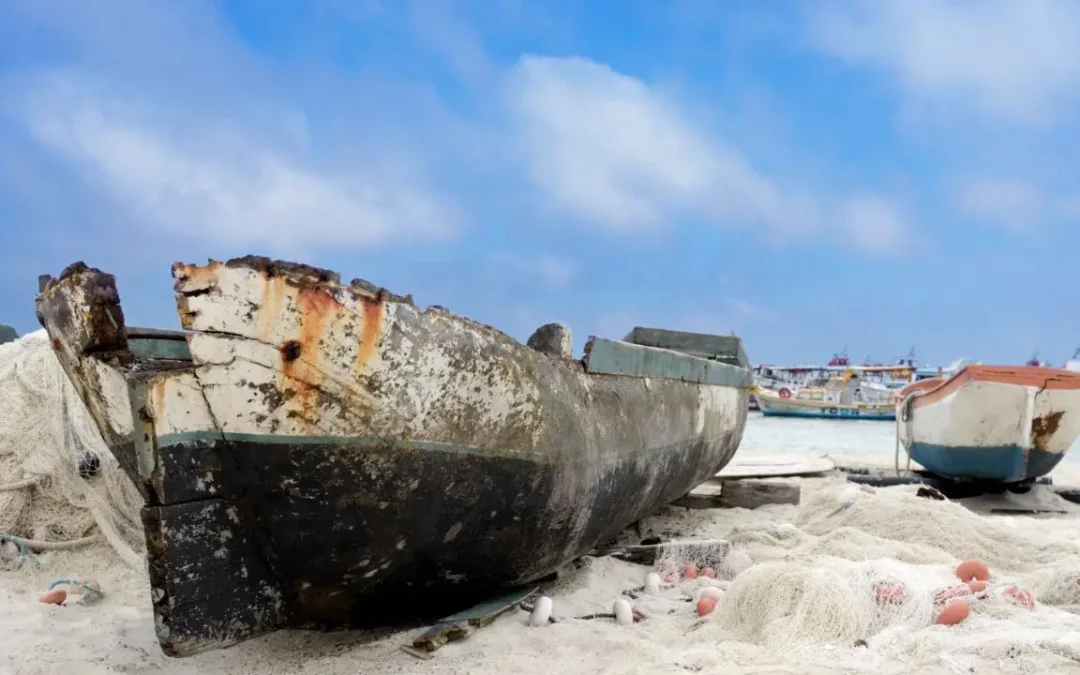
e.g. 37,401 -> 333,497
7,415 -> 1080,675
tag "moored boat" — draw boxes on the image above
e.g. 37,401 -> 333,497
897,365 -> 1080,489
756,369 -> 896,420
34,257 -> 753,657
756,391 -> 895,420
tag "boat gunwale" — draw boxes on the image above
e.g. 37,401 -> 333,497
899,365 -> 1080,409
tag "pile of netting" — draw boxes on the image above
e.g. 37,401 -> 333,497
0,330 -> 144,570
638,484 -> 1080,671
495,480 -> 1080,675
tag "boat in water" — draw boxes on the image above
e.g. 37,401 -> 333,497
34,257 -> 753,657
755,368 -> 896,420
897,365 -> 1080,490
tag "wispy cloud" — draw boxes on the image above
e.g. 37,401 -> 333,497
504,55 -> 817,237
806,0 -> 1080,127
838,195 -> 907,253
1,0 -> 918,268
13,72 -> 459,255
954,177 -> 1044,232
489,252 -> 578,288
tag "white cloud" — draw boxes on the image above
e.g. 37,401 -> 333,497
489,252 -> 578,288
839,195 -> 907,253
504,55 -> 815,237
807,0 -> 1080,126
955,177 -> 1043,231
13,72 -> 459,254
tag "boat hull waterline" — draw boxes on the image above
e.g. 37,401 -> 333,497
34,257 -> 753,657
897,366 -> 1080,485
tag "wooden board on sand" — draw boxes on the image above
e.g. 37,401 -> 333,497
713,454 -> 836,480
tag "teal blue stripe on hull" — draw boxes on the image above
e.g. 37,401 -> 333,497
909,442 -> 1065,483
760,409 -> 895,421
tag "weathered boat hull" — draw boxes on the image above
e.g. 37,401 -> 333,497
35,258 -> 752,657
898,366 -> 1080,484
756,393 -> 894,420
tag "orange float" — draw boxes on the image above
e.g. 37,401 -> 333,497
936,598 -> 971,625
39,589 -> 66,605
696,595 -> 718,617
955,559 -> 990,582
934,584 -> 972,605
1003,585 -> 1034,609
874,582 -> 908,605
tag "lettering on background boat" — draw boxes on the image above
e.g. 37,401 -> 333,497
622,327 -> 751,368
582,337 -> 753,388
526,322 -> 573,359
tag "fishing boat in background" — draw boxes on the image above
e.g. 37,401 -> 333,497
1065,348 -> 1080,372
35,258 -> 754,657
897,365 -> 1080,491
755,368 -> 896,420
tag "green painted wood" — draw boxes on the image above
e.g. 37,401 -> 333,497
126,326 -> 188,339
583,338 -> 752,388
622,327 -> 750,367
412,586 -> 538,651
128,337 -> 192,361
0,324 -> 16,346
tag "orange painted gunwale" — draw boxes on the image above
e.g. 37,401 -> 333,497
899,365 -> 1080,409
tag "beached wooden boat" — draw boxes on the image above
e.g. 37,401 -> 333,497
34,257 -> 753,657
897,365 -> 1080,488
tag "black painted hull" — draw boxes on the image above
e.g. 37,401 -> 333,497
145,423 -> 745,651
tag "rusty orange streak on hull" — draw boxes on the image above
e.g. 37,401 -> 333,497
278,283 -> 344,428
354,295 -> 385,373
902,365 -> 1080,410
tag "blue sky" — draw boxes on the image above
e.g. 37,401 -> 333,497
1,0 -> 1078,367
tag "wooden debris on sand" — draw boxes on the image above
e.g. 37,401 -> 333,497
588,539 -> 731,566
674,479 -> 801,509
403,586 -> 539,659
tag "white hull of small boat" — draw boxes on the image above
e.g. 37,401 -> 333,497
897,366 -> 1080,484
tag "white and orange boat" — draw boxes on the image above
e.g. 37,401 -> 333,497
896,365 -> 1080,490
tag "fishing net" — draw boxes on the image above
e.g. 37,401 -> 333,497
0,330 -> 144,570
486,479 -> 1080,675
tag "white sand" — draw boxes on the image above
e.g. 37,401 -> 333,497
8,414 -> 1080,674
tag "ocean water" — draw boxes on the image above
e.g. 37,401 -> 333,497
741,411 -> 895,458
740,411 -> 1080,468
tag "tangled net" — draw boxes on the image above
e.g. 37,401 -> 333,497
0,330 -> 144,570
585,480 -> 1080,674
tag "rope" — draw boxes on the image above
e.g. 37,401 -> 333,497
48,577 -> 104,603
894,392 -> 917,476
0,476 -> 43,491
0,533 -> 40,565
0,531 -> 100,552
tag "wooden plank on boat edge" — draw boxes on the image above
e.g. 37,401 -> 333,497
583,337 -> 752,387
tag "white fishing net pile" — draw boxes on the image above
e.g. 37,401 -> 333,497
0,330 -> 144,570
657,484 -> 1080,672
442,480 -> 1080,675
